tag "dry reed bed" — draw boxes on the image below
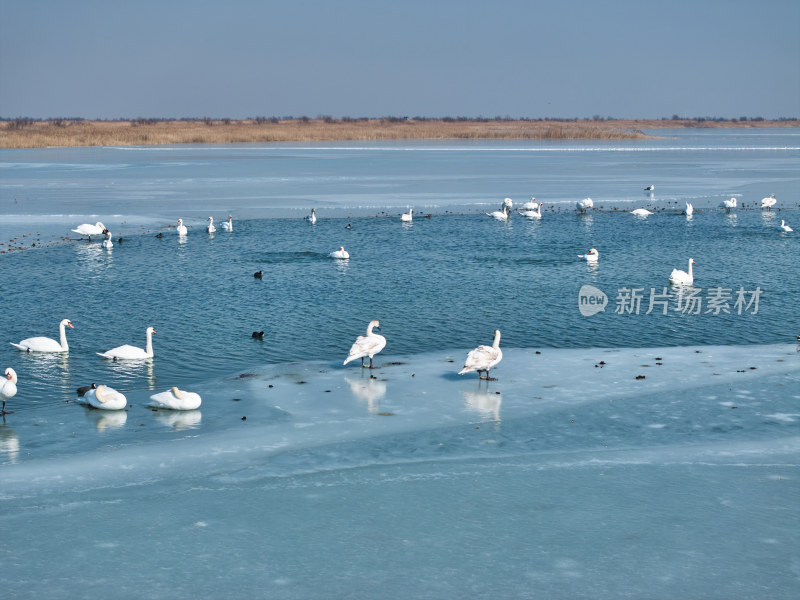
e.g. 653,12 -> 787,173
1,118 -> 796,148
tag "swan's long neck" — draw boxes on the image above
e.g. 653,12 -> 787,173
492,330 -> 501,350
171,386 -> 185,399
94,385 -> 110,403
145,330 -> 154,356
59,322 -> 69,351
687,261 -> 693,278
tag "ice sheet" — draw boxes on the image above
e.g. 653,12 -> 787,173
1,344 -> 798,599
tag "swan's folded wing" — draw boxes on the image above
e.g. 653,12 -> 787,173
461,344 -> 497,372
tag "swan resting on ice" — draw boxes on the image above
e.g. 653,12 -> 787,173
97,326 -> 156,360
459,329 -> 503,380
79,384 -> 127,410
1,368 -> 17,415
669,258 -> 696,286
11,318 -> 74,353
576,198 -> 593,213
148,387 -> 202,410
343,320 -> 386,369
631,208 -> 653,217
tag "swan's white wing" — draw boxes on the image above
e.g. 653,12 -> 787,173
97,344 -> 149,359
11,336 -> 63,352
344,334 -> 385,364
459,345 -> 501,374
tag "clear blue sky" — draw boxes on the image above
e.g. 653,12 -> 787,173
1,0 -> 798,120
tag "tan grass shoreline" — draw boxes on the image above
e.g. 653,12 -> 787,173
1,118 -> 797,149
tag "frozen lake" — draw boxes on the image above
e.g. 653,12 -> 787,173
1,130 -> 799,598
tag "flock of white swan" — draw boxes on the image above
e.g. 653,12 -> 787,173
3,191 -> 793,416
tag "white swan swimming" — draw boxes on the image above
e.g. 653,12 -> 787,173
521,197 -> 538,210
721,197 -> 737,211
779,220 -> 793,232
761,194 -> 777,209
459,329 -> 503,380
343,320 -> 386,369
306,208 -> 316,224
1,368 -> 17,415
578,248 -> 599,262
72,221 -> 106,239
685,202 -> 694,216
220,215 -> 233,231
329,246 -> 350,259
577,198 -> 594,213
11,318 -> 74,353
401,208 -> 413,222
97,326 -> 156,360
101,230 -> 113,248
80,384 -> 127,410
206,216 -> 216,233
669,258 -> 696,286
519,204 -> 542,219
176,219 -> 188,236
148,387 -> 202,410
487,206 -> 510,221
631,208 -> 653,216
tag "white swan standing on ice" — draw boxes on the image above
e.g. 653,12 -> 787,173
343,320 -> 386,369
306,209 -> 316,224
522,197 -> 538,210
148,387 -> 202,410
685,202 -> 694,216
206,217 -> 216,233
519,204 -> 542,219
721,197 -> 737,211
220,215 -> 234,231
761,194 -> 777,209
80,384 -> 127,410
644,185 -> 655,192
401,208 -> 413,222
329,246 -> 350,259
72,221 -> 106,240
176,219 -> 188,236
459,329 -> 503,380
1,368 -> 17,415
578,248 -> 599,262
97,326 -> 156,360
779,220 -> 793,232
631,208 -> 653,217
669,258 -> 696,286
576,198 -> 593,213
487,205 -> 510,221
11,319 -> 74,353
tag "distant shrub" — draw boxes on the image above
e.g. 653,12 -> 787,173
8,117 -> 34,130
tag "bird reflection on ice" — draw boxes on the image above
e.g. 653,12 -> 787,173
346,373 -> 386,414
462,382 -> 502,423
83,406 -> 127,431
151,409 -> 202,430
0,423 -> 19,463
